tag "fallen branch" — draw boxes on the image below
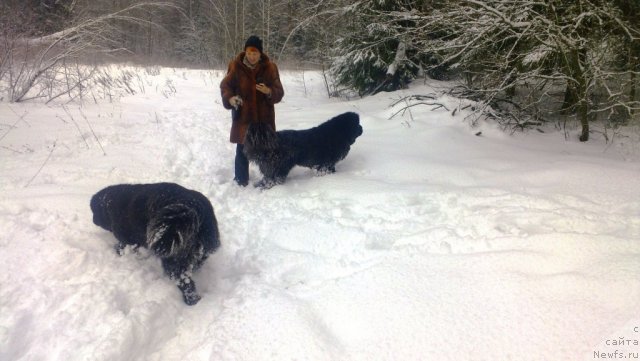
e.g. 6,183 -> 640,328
389,94 -> 449,120
0,106 -> 29,143
389,94 -> 438,108
25,140 -> 57,188
80,108 -> 106,155
62,105 -> 90,149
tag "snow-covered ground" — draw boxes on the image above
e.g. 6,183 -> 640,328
1,67 -> 639,361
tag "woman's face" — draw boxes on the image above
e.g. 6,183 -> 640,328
245,47 -> 261,65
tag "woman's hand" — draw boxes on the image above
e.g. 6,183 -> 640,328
256,83 -> 271,96
229,95 -> 243,109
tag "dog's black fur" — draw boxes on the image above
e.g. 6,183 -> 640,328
243,111 -> 363,188
90,182 -> 220,305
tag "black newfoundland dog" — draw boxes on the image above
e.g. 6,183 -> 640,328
90,182 -> 220,305
243,111 -> 363,188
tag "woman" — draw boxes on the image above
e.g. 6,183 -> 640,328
220,35 -> 284,186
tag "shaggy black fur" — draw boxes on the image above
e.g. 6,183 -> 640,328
243,111 -> 363,188
90,182 -> 220,305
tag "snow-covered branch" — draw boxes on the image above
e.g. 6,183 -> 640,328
1,2 -> 180,103
412,0 -> 640,141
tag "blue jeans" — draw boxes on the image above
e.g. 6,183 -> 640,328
234,144 -> 249,186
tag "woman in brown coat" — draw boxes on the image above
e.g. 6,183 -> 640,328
220,35 -> 284,186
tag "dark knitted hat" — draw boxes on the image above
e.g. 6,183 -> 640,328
244,35 -> 263,53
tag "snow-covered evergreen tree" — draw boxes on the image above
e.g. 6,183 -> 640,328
417,0 -> 640,141
329,0 -> 424,96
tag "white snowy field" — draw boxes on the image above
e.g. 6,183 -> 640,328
0,67 -> 639,361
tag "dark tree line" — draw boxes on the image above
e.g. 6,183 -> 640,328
329,0 -> 640,141
0,0 -> 336,102
0,0 -> 336,67
1,0 -> 639,141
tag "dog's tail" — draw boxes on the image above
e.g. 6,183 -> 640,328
147,204 -> 200,257
244,122 -> 279,152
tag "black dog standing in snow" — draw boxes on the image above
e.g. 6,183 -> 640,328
243,111 -> 363,188
90,183 -> 220,305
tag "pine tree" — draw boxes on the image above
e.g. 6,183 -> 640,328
329,0 -> 424,96
418,0 -> 640,141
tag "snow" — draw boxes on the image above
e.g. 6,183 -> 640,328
1,67 -> 639,361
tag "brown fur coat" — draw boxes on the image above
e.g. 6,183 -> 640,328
220,52 -> 284,143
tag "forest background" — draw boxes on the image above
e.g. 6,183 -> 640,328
1,0 -> 639,141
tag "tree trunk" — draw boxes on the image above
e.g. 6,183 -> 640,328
564,49 -> 590,141
632,72 -> 637,116
561,84 -> 578,114
630,46 -> 637,116
577,97 -> 589,142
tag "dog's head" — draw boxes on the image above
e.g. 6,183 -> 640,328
243,122 -> 279,153
90,188 -> 112,231
348,120 -> 363,144
335,112 -> 363,144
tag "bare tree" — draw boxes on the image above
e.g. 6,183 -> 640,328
1,0 -> 348,92
0,2 -> 180,103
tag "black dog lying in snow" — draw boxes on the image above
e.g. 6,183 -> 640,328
243,111 -> 363,188
90,182 -> 220,305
